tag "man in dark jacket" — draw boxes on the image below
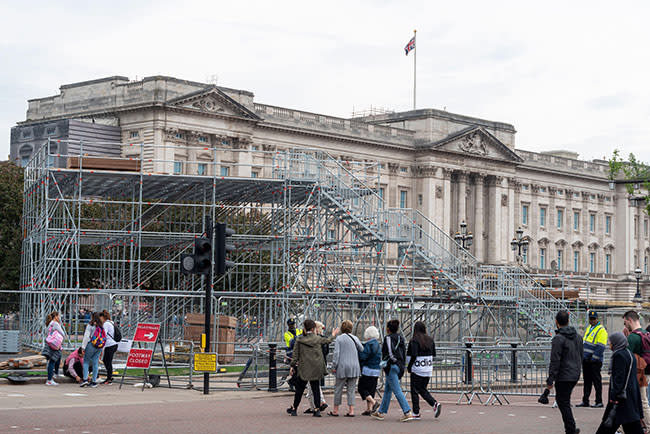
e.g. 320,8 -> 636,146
546,310 -> 584,434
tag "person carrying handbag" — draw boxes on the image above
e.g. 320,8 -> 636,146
42,311 -> 66,386
595,332 -> 644,434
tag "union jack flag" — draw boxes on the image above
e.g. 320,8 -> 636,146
404,36 -> 415,56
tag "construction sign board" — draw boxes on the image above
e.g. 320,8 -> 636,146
193,353 -> 217,372
126,348 -> 154,369
133,323 -> 161,343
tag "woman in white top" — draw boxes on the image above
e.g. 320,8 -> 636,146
100,310 -> 118,385
42,311 -> 66,386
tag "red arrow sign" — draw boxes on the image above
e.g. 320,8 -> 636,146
133,323 -> 161,343
126,348 -> 154,369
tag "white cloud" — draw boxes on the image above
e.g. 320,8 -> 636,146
1,0 -> 649,162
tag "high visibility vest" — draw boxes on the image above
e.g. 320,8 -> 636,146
582,323 -> 608,362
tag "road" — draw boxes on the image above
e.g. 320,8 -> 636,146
0,382 -> 605,433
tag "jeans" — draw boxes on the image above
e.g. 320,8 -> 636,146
83,343 -> 101,383
410,373 -> 436,415
555,381 -> 578,434
378,364 -> 411,414
581,360 -> 603,404
47,359 -> 56,381
103,345 -> 118,381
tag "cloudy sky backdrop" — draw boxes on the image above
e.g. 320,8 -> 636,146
1,0 -> 649,162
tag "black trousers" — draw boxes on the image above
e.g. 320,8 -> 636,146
410,373 -> 436,415
582,360 -> 603,404
63,361 -> 84,379
595,403 -> 644,434
555,381 -> 578,434
293,377 -> 321,410
102,345 -> 118,381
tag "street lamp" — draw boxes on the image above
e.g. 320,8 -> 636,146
510,227 -> 529,264
634,267 -> 643,301
454,220 -> 473,250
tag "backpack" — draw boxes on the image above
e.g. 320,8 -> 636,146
90,325 -> 106,349
108,321 -> 122,342
632,330 -> 650,374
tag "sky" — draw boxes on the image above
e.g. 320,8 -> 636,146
1,0 -> 649,162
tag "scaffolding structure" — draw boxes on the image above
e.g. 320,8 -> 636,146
20,139 -> 568,350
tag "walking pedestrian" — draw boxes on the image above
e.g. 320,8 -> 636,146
371,319 -> 414,422
329,320 -> 363,417
577,310 -> 607,408
595,332 -> 644,434
545,310 -> 583,434
42,311 -> 66,386
305,321 -> 329,414
100,310 -> 118,385
623,310 -> 650,423
407,321 -> 441,419
358,326 -> 381,416
286,319 -> 339,417
80,312 -> 106,388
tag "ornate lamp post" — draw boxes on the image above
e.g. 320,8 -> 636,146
454,220 -> 473,250
510,227 -> 529,264
634,267 -> 643,302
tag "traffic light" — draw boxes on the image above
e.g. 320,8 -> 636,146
215,223 -> 235,275
194,237 -> 212,275
180,237 -> 212,275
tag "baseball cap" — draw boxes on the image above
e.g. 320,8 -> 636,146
588,310 -> 598,319
287,318 -> 296,326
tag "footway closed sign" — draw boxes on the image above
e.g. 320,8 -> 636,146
126,348 -> 154,369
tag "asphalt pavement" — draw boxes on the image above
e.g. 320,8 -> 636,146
0,381 -> 606,433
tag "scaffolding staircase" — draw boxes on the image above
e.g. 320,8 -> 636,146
287,151 -> 566,335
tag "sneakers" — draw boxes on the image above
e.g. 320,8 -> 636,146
591,402 -> 604,408
79,380 -> 89,387
286,407 -> 297,416
45,380 -> 58,386
313,409 -> 321,417
433,402 -> 442,418
104,380 -> 113,386
90,382 -> 98,388
400,411 -> 415,422
370,411 -> 385,420
412,413 -> 421,420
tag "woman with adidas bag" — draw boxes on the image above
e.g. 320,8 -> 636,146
100,310 -> 119,385
595,332 -> 644,434
80,312 -> 105,388
42,311 -> 66,386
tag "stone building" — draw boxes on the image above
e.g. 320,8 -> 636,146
10,75 -> 650,301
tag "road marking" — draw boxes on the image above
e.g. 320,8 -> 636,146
63,393 -> 87,397
539,416 -> 547,419
7,394 -> 25,397
34,429 -> 41,431
508,414 -> 516,417
449,410 -> 457,414
479,411 -> 485,414
10,427 -> 18,429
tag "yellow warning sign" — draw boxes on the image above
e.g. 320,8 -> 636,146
193,352 -> 217,372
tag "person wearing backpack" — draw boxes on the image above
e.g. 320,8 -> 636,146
80,312 -> 105,388
371,319 -> 414,422
623,310 -> 650,423
100,310 -> 120,385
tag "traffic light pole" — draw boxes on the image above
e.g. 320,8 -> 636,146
204,217 -> 213,395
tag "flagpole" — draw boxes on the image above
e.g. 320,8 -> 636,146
413,29 -> 417,110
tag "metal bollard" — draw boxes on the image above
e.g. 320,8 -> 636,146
464,342 -> 473,384
268,343 -> 278,392
510,343 -> 518,383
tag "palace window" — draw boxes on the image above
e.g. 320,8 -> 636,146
198,136 -> 208,143
399,190 -> 407,209
522,204 -> 528,225
557,209 -> 564,230
175,133 -> 184,139
173,161 -> 182,174
251,171 -> 258,178
605,254 -> 611,274
589,252 -> 595,273
418,194 -> 423,206
589,214 -> 596,232
378,187 -> 385,206
605,215 -> 611,235
540,248 -> 546,269
540,207 -> 546,227
328,229 -> 336,241
557,250 -> 563,271
573,251 -> 580,272
220,166 -> 230,177
400,167 -> 408,173
522,250 -> 528,264
130,131 -> 139,139
197,163 -> 207,176
573,211 -> 580,231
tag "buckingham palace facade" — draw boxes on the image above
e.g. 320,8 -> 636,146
9,75 -> 650,302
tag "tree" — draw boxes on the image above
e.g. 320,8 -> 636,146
608,149 -> 650,216
0,162 -> 23,312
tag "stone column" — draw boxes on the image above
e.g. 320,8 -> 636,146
474,173 -> 486,262
442,168 -> 453,235
457,171 -> 468,227
487,176 -> 504,263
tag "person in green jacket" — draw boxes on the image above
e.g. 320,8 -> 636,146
286,319 -> 339,417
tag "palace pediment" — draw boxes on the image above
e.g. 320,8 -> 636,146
425,126 -> 523,163
166,87 -> 260,121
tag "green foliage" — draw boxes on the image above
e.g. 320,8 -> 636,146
0,162 -> 23,312
607,150 -> 650,215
